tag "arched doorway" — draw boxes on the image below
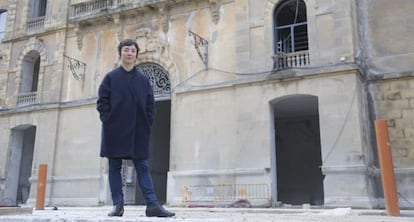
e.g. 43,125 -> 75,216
122,62 -> 171,205
2,125 -> 36,206
271,95 -> 324,206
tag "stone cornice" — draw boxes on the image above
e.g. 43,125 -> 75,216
69,0 -> 224,28
366,71 -> 414,82
0,97 -> 97,115
174,63 -> 360,94
0,27 -> 68,44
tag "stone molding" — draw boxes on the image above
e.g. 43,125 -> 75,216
321,164 -> 369,174
209,0 -> 221,24
14,37 -> 49,71
170,168 -> 268,177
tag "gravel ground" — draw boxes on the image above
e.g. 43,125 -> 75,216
0,206 -> 413,222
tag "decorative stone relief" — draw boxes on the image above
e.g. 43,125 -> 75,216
264,0 -> 280,17
15,37 -> 48,70
210,0 -> 220,24
74,24 -> 84,50
136,28 -> 168,56
135,27 -> 177,89
112,14 -> 124,42
28,37 -> 45,51
158,4 -> 169,33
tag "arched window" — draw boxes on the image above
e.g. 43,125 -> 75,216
0,10 -> 7,41
17,51 -> 41,105
273,0 -> 309,69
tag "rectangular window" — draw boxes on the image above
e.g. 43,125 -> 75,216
31,0 -> 47,18
0,11 -> 7,41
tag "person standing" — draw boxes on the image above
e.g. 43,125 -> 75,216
97,39 -> 175,217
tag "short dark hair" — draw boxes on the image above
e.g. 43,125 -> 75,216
118,39 -> 140,58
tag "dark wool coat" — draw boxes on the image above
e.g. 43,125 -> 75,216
97,66 -> 155,160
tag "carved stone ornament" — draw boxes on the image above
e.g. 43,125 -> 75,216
112,14 -> 124,41
135,28 -> 167,55
74,24 -> 84,50
158,4 -> 169,33
210,0 -> 220,24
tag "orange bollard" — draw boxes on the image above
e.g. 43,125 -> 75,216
35,164 -> 48,210
374,120 -> 400,216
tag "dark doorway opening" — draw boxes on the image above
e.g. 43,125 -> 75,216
272,95 -> 324,205
135,100 -> 171,204
122,63 -> 172,205
3,125 -> 36,206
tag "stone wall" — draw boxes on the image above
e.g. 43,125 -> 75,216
1,0 -> 413,208
371,79 -> 414,167
358,0 -> 414,208
369,78 -> 414,208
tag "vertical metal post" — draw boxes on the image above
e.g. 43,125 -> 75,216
374,120 -> 400,216
35,164 -> 48,210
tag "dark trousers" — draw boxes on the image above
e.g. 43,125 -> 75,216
108,158 -> 158,205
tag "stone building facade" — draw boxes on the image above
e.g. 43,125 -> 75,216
0,0 -> 413,209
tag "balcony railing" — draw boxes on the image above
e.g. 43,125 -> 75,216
70,0 -> 167,19
26,17 -> 45,31
17,92 -> 37,106
273,50 -> 310,70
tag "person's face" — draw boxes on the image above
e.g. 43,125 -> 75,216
120,45 -> 137,65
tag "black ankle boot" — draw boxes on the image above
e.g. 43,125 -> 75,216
145,202 -> 175,217
108,204 -> 124,217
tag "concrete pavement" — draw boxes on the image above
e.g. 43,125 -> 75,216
0,206 -> 414,222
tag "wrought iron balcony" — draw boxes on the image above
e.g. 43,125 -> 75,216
69,0 -> 173,22
17,92 -> 37,106
273,50 -> 310,70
